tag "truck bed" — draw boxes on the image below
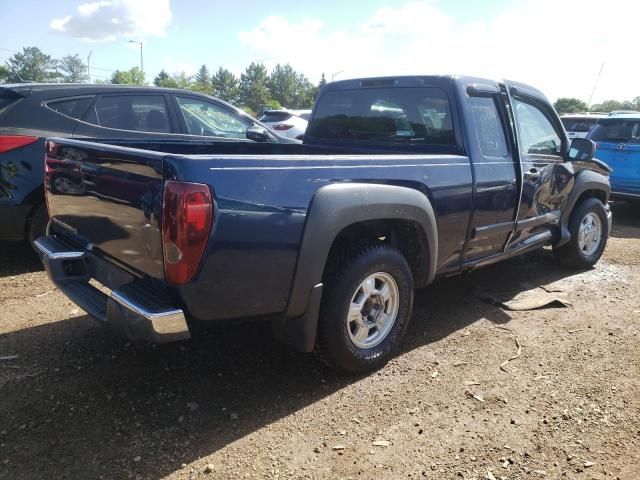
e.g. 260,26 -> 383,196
45,137 -> 472,322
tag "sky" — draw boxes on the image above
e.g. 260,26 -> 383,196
0,0 -> 638,104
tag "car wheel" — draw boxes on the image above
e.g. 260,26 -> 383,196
554,198 -> 608,269
316,245 -> 414,374
27,202 -> 48,249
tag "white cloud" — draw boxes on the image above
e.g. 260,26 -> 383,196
238,0 -> 640,103
50,0 -> 172,42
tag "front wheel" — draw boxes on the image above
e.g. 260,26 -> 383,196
554,198 -> 609,269
316,245 -> 414,374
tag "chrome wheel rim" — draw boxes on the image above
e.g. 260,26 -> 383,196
347,272 -> 400,349
578,212 -> 602,257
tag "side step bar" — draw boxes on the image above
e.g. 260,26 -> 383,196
34,236 -> 190,343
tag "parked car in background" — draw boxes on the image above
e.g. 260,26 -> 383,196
588,113 -> 640,200
259,109 -> 310,140
561,113 -> 606,139
0,83 -> 296,246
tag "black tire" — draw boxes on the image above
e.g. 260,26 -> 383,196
316,245 -> 414,374
27,203 -> 48,249
554,198 -> 608,269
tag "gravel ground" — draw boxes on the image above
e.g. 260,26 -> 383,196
0,202 -> 639,480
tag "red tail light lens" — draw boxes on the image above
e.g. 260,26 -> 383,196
272,124 -> 293,131
162,181 -> 213,285
0,135 -> 38,154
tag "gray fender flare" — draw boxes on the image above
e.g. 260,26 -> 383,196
273,183 -> 438,352
556,170 -> 611,247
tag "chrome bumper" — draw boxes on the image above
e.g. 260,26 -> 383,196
34,235 -> 190,343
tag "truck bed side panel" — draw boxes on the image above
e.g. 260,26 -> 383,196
165,154 -> 473,321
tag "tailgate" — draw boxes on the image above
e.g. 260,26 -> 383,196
45,138 -> 166,279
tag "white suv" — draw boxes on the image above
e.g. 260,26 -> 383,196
560,113 -> 606,139
259,109 -> 310,140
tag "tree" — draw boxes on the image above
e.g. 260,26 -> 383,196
211,67 -> 239,103
553,97 -> 588,115
58,54 -> 88,83
192,64 -> 211,93
154,69 -> 178,88
110,66 -> 145,85
267,64 -> 298,108
0,65 -> 10,84
7,46 -> 59,82
590,100 -> 624,113
172,71 -> 191,89
239,62 -> 274,113
319,73 -> 327,88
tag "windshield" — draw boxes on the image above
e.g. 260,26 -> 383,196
589,118 -> 640,143
561,117 -> 598,133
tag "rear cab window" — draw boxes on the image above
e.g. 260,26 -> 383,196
306,87 -> 457,149
589,118 -> 640,144
84,94 -> 171,133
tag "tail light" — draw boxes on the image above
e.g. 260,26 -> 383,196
272,124 -> 293,131
162,181 -> 213,285
0,135 -> 38,154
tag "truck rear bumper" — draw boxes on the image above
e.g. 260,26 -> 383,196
34,235 -> 190,343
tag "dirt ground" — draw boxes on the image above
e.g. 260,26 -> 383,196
1,202 -> 639,480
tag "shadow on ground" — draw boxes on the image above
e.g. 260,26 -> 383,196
0,241 -> 43,277
0,245 -> 585,479
610,200 -> 640,239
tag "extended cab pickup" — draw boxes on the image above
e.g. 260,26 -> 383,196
35,76 -> 613,373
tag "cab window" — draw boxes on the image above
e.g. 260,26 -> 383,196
469,96 -> 508,157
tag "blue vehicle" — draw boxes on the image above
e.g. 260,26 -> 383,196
34,76 -> 612,374
588,114 -> 640,200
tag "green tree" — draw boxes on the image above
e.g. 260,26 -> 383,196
154,69 -> 178,88
239,62 -> 274,113
58,54 -> 88,83
110,66 -> 145,85
267,64 -> 298,107
7,46 -> 59,82
211,67 -> 239,103
0,65 -> 11,84
172,71 -> 191,89
590,100 -> 624,113
553,97 -> 588,115
192,64 -> 211,93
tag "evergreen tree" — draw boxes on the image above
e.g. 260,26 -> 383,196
239,62 -> 274,113
193,64 -> 211,93
211,67 -> 239,103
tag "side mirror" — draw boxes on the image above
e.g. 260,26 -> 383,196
246,125 -> 270,142
568,137 -> 596,162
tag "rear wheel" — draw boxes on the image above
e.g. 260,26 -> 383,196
27,202 -> 48,249
554,198 -> 608,269
316,245 -> 414,374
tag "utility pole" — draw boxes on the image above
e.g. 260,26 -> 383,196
87,50 -> 92,83
128,40 -> 144,82
331,70 -> 343,81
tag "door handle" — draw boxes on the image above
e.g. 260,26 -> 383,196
524,168 -> 540,181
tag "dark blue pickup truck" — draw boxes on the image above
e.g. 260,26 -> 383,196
34,76 -> 612,373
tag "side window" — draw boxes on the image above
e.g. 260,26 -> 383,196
469,96 -> 508,157
512,98 -> 562,157
85,95 -> 170,133
46,97 -> 94,120
176,96 -> 250,139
